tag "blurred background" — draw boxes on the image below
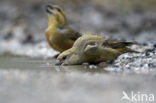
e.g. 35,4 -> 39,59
1,0 -> 156,38
0,0 -> 156,57
0,0 -> 156,103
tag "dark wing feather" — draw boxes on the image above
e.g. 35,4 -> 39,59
102,39 -> 135,49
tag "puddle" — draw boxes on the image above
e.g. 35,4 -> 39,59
0,56 -> 156,103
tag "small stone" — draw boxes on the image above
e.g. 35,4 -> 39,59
89,65 -> 97,69
145,49 -> 154,56
153,44 -> 156,48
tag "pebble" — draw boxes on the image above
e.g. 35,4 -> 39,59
89,65 -> 97,69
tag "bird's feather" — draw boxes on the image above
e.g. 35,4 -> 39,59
102,39 -> 135,49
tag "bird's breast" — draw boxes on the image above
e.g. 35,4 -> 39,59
46,29 -> 74,52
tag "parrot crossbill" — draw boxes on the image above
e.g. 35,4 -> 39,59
57,34 -> 139,65
45,4 -> 81,52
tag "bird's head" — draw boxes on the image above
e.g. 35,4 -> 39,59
56,48 -> 83,65
45,4 -> 68,27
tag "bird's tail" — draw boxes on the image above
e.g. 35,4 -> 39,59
119,41 -> 138,46
124,47 -> 140,53
118,42 -> 140,53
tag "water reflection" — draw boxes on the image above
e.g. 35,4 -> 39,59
41,62 -> 111,73
0,56 -> 111,73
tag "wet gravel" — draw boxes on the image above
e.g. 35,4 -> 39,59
104,42 -> 156,73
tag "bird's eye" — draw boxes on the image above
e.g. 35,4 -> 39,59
56,8 -> 61,12
62,56 -> 67,60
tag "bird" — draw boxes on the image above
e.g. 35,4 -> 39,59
45,4 -> 81,52
57,34 -> 139,65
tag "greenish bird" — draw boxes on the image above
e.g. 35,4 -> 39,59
57,34 -> 139,65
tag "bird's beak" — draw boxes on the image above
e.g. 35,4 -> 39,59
61,63 -> 68,66
55,60 -> 63,65
45,4 -> 54,14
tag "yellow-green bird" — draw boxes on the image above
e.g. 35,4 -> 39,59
57,34 -> 139,65
45,4 -> 81,52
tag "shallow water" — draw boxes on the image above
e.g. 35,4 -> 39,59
0,56 -> 156,103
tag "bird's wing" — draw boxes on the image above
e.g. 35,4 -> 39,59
84,42 -> 98,53
66,28 -> 81,41
102,39 -> 134,49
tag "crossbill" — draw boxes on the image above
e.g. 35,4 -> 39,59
45,4 -> 81,52
57,34 -> 139,65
